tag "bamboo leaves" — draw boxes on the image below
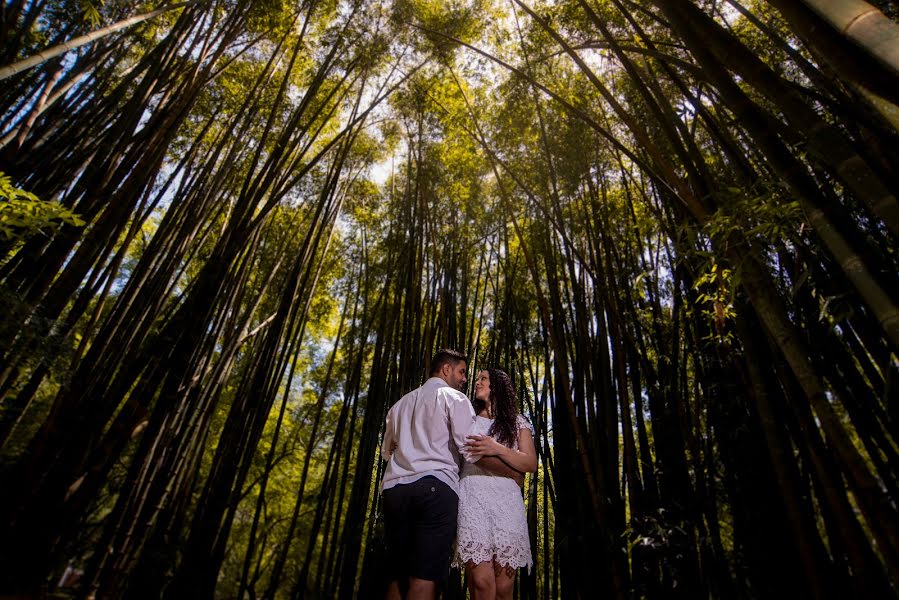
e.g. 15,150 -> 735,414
0,173 -> 85,243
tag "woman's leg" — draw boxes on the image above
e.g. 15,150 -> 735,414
465,560 -> 496,600
493,561 -> 515,600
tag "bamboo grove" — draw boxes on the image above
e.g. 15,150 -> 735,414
1,0 -> 898,598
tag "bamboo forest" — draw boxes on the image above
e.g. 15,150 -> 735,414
1,0 -> 898,598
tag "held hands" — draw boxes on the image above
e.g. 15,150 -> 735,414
464,434 -> 506,461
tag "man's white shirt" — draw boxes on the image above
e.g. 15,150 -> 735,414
380,377 -> 476,495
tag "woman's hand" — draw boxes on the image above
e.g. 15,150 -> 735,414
464,434 -> 507,461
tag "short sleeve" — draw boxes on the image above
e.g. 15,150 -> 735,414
517,414 -> 535,437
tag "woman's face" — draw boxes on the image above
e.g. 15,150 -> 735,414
474,370 -> 491,402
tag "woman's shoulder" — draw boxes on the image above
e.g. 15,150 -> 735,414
472,415 -> 493,433
516,414 -> 535,435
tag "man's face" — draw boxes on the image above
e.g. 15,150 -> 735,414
444,360 -> 468,390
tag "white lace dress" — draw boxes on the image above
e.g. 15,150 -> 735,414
454,414 -> 534,571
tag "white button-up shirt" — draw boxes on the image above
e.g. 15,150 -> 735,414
380,377 -> 476,495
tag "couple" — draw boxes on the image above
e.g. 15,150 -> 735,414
380,349 -> 538,600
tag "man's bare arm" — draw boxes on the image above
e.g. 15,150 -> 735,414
476,456 -> 525,487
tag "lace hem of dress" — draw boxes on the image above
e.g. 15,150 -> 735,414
454,541 -> 533,573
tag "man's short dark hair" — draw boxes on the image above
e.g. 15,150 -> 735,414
429,348 -> 468,375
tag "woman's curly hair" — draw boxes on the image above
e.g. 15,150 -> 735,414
481,368 -> 519,448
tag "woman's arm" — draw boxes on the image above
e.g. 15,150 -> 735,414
475,456 -> 525,486
465,427 -> 538,473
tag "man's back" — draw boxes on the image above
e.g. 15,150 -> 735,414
381,377 -> 475,494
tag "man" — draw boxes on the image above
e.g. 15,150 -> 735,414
380,349 -> 474,600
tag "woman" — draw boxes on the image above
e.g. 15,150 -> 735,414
456,368 -> 538,600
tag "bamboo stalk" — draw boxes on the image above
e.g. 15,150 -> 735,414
0,2 -> 197,81
802,0 -> 899,78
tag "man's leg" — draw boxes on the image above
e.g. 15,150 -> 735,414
382,485 -> 413,599
407,577 -> 437,600
408,477 -> 458,599
385,579 -> 403,600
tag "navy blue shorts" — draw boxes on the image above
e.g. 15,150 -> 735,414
382,476 -> 458,582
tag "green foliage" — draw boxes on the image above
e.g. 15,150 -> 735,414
80,0 -> 104,27
0,173 -> 85,245
692,261 -> 737,344
392,0 -> 497,62
708,186 -> 803,242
